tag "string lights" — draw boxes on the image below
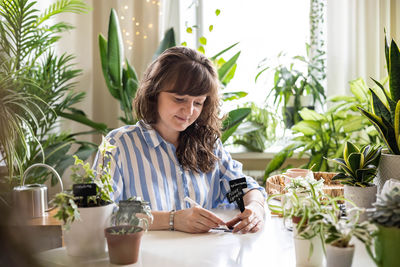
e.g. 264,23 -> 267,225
118,0 -> 161,50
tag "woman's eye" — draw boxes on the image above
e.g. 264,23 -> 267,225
194,102 -> 204,106
174,97 -> 184,102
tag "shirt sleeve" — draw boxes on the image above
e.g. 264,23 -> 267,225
216,139 -> 267,203
93,136 -> 124,203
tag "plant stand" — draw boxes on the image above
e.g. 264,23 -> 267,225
326,244 -> 354,267
64,203 -> 114,256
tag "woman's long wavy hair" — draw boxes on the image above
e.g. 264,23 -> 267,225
134,46 -> 221,173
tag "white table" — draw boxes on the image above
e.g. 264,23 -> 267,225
36,209 -> 375,267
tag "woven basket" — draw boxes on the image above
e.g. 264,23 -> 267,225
266,171 -> 343,198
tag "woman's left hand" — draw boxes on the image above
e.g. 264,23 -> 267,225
225,201 -> 265,234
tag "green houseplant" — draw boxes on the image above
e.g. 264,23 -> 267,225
0,0 -> 107,186
330,141 -> 382,221
366,185 -> 400,267
264,77 -> 380,180
52,136 -> 115,256
105,197 -> 153,265
358,36 -> 400,191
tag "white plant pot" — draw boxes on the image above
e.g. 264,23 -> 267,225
344,184 -> 377,222
376,152 -> 400,192
293,227 -> 323,267
64,203 -> 114,257
326,244 -> 355,267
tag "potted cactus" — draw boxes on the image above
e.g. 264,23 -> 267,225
330,141 -> 382,221
51,137 -> 116,256
105,197 -> 153,265
366,184 -> 400,267
358,35 -> 400,191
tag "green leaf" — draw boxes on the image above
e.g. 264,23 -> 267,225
370,88 -> 391,124
98,34 -> 120,99
299,108 -> 325,121
210,42 -> 239,60
349,78 -> 369,102
209,25 -> 213,32
107,8 -> 124,88
215,9 -> 221,16
218,51 -> 240,83
222,108 -> 251,131
186,27 -> 192,33
343,141 -> 359,161
153,28 -> 176,60
198,45 -> 205,54
221,91 -> 248,101
347,153 -> 362,173
292,121 -> 320,135
389,40 -> 400,102
57,111 -> 108,134
199,36 -> 207,45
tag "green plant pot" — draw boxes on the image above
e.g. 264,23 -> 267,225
367,225 -> 400,267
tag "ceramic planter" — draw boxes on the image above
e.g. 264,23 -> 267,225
326,244 -> 354,267
105,226 -> 144,265
64,203 -> 114,256
367,225 -> 400,267
376,152 -> 400,192
293,225 -> 323,267
344,184 -> 377,222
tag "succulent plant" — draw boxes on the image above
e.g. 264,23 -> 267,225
368,187 -> 400,228
331,141 -> 382,187
358,36 -> 400,155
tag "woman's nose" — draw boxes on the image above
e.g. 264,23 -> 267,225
183,102 -> 194,115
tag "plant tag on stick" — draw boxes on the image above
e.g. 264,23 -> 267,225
226,178 -> 247,212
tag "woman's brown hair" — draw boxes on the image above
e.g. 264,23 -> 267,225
134,46 -> 221,173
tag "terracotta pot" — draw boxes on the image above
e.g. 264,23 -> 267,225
344,184 -> 377,222
326,244 -> 355,267
284,168 -> 313,183
105,225 -> 144,265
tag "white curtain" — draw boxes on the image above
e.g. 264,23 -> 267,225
327,0 -> 400,97
57,0 -> 161,144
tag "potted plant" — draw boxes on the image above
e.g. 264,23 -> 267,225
268,180 -> 327,267
52,137 -> 116,256
321,206 -> 375,267
105,196 -> 153,265
358,36 -> 400,191
330,141 -> 382,221
366,184 -> 400,267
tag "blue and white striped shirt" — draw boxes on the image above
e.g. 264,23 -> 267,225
94,120 -> 265,211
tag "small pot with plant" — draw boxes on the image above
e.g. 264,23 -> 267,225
268,179 -> 327,267
330,141 -> 382,221
105,196 -> 153,265
51,137 -> 116,257
321,205 -> 375,267
366,182 -> 400,267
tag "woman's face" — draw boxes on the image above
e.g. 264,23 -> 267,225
154,91 -> 207,142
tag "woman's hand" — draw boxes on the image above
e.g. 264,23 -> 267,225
174,206 -> 225,233
225,201 -> 265,233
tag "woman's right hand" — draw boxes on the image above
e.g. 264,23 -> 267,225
174,206 -> 225,233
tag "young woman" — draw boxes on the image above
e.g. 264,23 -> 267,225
95,46 -> 266,234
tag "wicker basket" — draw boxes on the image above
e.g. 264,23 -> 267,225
266,171 -> 343,198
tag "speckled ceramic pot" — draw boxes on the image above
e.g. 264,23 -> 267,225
344,185 -> 377,222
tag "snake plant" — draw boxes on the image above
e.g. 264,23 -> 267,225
331,141 -> 382,187
358,36 -> 400,155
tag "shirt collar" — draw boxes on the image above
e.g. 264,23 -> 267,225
138,120 -> 166,148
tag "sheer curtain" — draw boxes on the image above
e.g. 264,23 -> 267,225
57,0 -> 161,143
327,0 -> 400,97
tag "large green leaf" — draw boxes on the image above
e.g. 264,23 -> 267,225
389,40 -> 400,102
153,28 -> 176,60
57,111 -> 108,134
370,88 -> 391,124
299,108 -> 325,121
221,91 -> 247,101
292,120 -> 320,135
221,107 -> 251,131
210,42 -> 239,61
107,8 -> 124,88
218,51 -> 240,83
98,34 -> 120,99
